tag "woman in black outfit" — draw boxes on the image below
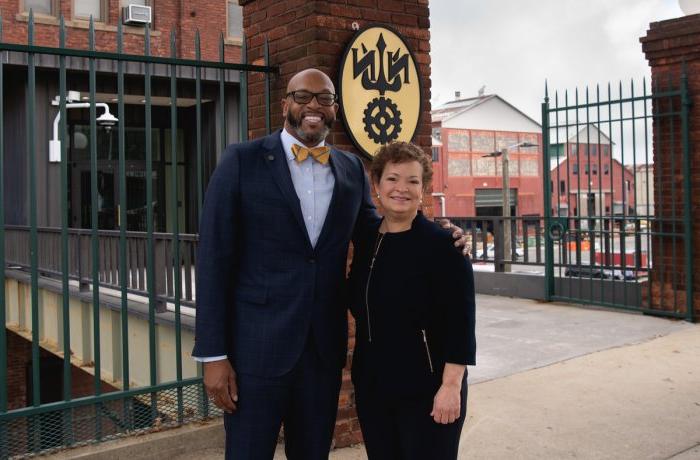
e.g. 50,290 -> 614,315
349,142 -> 476,460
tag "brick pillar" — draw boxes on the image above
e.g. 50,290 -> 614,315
641,14 -> 700,321
239,0 -> 433,447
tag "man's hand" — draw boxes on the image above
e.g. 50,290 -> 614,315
430,383 -> 461,424
438,219 -> 472,256
203,359 -> 238,413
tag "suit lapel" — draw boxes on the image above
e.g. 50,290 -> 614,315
261,131 -> 313,249
315,148 -> 346,250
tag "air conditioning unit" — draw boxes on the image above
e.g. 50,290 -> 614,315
123,4 -> 152,26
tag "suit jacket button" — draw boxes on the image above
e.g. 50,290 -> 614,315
308,258 -> 316,264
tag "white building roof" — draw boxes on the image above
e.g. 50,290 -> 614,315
432,94 -> 541,133
550,124 -> 615,145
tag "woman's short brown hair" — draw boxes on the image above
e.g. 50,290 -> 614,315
369,141 -> 433,188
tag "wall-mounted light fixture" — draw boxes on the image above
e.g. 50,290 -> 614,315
49,91 -> 119,163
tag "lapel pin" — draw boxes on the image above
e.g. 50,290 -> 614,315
267,155 -> 275,161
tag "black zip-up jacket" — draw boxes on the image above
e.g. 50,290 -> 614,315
348,212 -> 476,399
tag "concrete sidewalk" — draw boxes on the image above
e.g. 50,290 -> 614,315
48,295 -> 699,459
326,298 -> 700,460
459,324 -> 700,459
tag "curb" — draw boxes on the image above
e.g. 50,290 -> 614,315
46,419 -> 225,459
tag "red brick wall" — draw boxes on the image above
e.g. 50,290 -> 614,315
0,0 -> 241,62
550,152 -> 636,215
240,0 -> 433,447
641,14 -> 700,320
7,329 -> 117,411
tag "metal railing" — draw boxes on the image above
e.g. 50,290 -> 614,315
5,226 -> 198,309
442,215 -> 651,276
441,216 -> 545,271
542,72 -> 692,319
0,11 -> 276,458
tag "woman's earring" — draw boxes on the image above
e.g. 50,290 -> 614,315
376,193 -> 380,199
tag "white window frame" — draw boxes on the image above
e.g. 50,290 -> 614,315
21,0 -> 57,17
120,0 -> 150,6
74,0 -> 108,22
227,0 -> 243,40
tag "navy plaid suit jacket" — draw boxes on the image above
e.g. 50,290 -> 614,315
192,130 -> 377,377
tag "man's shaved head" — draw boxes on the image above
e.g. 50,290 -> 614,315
286,68 -> 336,93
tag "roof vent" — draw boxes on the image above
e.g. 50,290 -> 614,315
455,91 -> 461,99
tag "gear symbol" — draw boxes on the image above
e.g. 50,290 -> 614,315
362,97 -> 402,144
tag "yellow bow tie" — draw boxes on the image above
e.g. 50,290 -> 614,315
291,144 -> 331,165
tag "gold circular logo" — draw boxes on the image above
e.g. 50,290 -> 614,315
339,25 -> 422,158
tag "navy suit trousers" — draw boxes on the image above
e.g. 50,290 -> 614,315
223,335 -> 342,460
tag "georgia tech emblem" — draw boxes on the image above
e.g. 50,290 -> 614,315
339,25 -> 422,158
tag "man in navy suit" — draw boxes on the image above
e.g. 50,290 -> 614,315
192,68 -> 379,459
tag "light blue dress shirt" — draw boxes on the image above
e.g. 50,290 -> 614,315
195,129 -> 335,362
279,128 -> 335,247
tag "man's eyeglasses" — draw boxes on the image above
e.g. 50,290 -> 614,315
286,90 -> 338,106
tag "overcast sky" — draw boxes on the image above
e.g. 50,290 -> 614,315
430,0 -> 684,122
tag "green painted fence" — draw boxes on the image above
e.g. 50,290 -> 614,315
0,11 -> 275,458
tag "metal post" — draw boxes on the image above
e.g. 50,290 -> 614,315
0,15 -> 6,459
502,148 -> 511,272
58,15 -> 74,446
680,67 -> 694,322
542,90 -> 554,301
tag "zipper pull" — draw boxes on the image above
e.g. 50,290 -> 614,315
421,329 -> 434,373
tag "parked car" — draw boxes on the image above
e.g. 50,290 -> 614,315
476,244 -> 524,260
564,266 -> 636,280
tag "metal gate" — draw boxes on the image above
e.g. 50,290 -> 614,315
542,72 -> 692,320
0,12 -> 276,458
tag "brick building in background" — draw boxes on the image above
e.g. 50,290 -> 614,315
549,125 -> 636,229
1,0 -> 243,233
431,92 -> 543,218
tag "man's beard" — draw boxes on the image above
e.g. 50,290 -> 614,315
286,111 -> 333,144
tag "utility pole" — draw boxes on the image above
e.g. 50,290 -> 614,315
501,147 -> 511,272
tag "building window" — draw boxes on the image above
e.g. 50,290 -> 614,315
584,164 -> 589,175
604,164 -> 609,175
22,0 -> 56,15
431,147 -> 439,162
75,0 -> 107,21
560,180 -> 566,194
571,144 -> 578,156
592,164 -> 598,175
590,144 -> 597,156
603,145 -> 610,156
432,127 -> 441,141
121,0 -> 148,5
227,1 -> 243,39
572,164 -> 578,175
